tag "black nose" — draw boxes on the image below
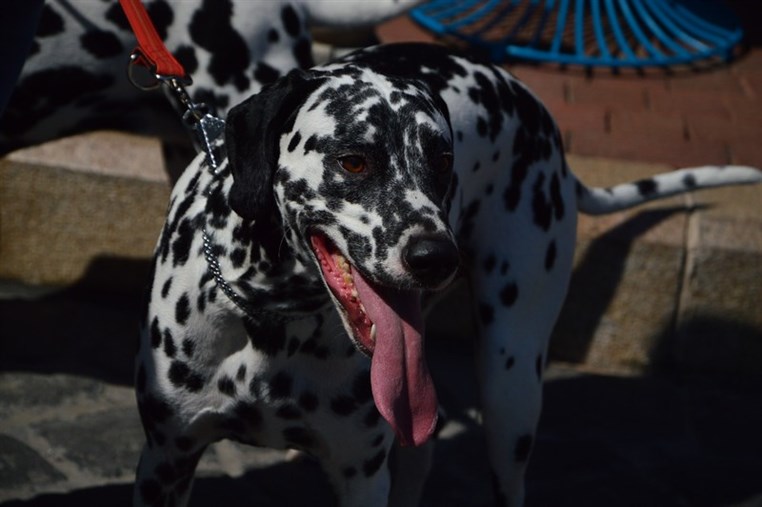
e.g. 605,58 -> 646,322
403,236 -> 460,286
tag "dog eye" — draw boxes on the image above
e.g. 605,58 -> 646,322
437,153 -> 453,173
338,155 -> 366,174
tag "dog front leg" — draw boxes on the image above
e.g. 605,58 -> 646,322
133,438 -> 206,507
386,439 -> 434,507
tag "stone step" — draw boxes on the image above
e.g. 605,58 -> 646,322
555,156 -> 762,377
0,131 -> 170,292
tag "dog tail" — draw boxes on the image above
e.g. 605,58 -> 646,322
575,165 -> 762,215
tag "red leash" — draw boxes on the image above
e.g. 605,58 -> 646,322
118,0 -> 224,160
118,0 -> 188,84
118,0 -> 223,163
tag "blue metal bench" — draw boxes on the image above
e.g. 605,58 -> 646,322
410,0 -> 744,68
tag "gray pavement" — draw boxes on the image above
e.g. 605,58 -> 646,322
1,280 -> 760,507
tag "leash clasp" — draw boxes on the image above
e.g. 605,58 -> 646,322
127,49 -> 208,125
120,0 -> 222,164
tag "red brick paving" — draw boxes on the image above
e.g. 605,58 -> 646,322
376,8 -> 762,169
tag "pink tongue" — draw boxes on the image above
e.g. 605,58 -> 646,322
352,266 -> 438,447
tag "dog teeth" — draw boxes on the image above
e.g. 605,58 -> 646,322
370,323 -> 377,344
334,253 -> 350,272
333,253 -> 355,288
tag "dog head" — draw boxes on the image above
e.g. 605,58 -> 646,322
225,62 -> 460,446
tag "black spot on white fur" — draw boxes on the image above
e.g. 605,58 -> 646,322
545,240 -> 556,271
500,282 -> 519,307
80,30 -> 124,59
36,5 -> 65,37
514,434 -> 533,462
636,178 -> 658,196
189,0 -> 250,91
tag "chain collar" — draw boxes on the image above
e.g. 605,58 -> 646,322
193,114 -> 263,320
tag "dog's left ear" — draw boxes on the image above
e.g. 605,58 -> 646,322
225,69 -> 324,222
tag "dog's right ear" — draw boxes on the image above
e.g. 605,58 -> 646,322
225,70 -> 323,222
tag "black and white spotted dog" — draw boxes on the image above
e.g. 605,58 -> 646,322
135,43 -> 761,507
0,0 -> 417,156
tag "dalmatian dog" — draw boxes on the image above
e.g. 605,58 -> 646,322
135,42 -> 761,507
0,0 -> 419,156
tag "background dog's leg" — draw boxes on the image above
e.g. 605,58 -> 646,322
133,439 -> 206,507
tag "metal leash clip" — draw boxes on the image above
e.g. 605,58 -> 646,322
127,49 -> 223,170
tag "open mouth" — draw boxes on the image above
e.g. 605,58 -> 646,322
309,233 -> 438,447
309,234 -> 375,356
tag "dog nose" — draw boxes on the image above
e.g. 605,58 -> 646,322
403,236 -> 459,286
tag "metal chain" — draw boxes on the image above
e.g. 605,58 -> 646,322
201,228 -> 254,317
191,112 -> 259,319
120,3 -> 259,321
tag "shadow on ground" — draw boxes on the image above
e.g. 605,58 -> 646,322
0,458 -> 335,507
0,257 -> 150,386
2,366 -> 759,507
549,207 -> 684,363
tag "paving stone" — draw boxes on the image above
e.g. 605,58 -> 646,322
552,239 -> 684,372
570,128 -> 731,167
607,109 -> 686,141
729,141 -> 762,168
540,97 -> 607,135
0,373 -> 105,410
671,248 -> 762,377
33,407 -> 145,480
568,77 -> 652,110
0,435 -> 66,493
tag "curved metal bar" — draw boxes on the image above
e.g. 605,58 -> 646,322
528,0 -> 558,48
474,0 -> 523,38
573,0 -> 586,57
645,0 -> 708,52
590,0 -> 611,60
435,0 -> 483,22
448,0 -> 503,30
632,0 -> 688,57
496,0 -> 541,44
550,0 -> 572,54
411,0 -> 744,68
616,0 -> 664,59
604,0 -> 637,62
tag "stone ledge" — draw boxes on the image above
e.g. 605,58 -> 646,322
0,132 -> 170,290
554,156 -> 762,375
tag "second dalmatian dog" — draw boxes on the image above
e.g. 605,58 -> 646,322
135,43 -> 761,507
0,0 -> 418,156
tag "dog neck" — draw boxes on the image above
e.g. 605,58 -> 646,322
199,158 -> 329,321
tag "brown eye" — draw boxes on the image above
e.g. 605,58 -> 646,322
338,155 -> 366,174
438,153 -> 453,173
